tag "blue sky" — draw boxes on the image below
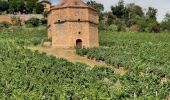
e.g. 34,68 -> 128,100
50,0 -> 170,22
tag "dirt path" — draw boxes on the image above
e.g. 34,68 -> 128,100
29,46 -> 126,75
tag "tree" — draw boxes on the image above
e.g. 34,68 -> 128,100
8,0 -> 18,13
86,0 -> 104,20
126,3 -> 144,18
146,7 -> 157,20
0,1 -> 9,12
164,13 -> 170,22
25,0 -> 36,14
17,0 -> 26,14
145,7 -> 159,33
146,19 -> 160,33
160,13 -> 170,31
8,0 -> 42,14
125,3 -> 144,27
107,12 -> 116,25
135,16 -> 147,32
35,3 -> 44,14
111,0 -> 127,19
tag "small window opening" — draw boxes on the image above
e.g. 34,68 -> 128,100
78,19 -> 80,21
78,32 -> 81,34
58,20 -> 61,23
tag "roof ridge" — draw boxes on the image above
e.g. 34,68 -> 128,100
49,0 -> 96,11
58,0 -> 88,7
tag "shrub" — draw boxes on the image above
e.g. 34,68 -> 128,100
11,16 -> 22,26
146,21 -> 160,33
25,18 -> 40,27
160,21 -> 170,32
115,19 -> 126,32
0,21 -> 11,28
41,18 -> 47,25
106,24 -> 118,32
98,21 -> 106,30
128,25 -> 139,32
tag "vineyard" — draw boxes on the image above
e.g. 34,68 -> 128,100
0,28 -> 170,99
77,31 -> 170,99
0,29 -> 122,99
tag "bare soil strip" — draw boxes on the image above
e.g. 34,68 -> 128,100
29,46 -> 126,75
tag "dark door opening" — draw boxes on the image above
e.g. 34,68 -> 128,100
76,39 -> 82,48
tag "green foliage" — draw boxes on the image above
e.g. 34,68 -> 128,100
25,0 -> 36,14
86,0 -> 105,31
98,21 -> 106,30
11,16 -> 22,26
0,28 -> 121,99
25,18 -> 47,27
0,28 -> 47,46
146,7 -> 157,20
17,0 -> 25,13
1,27 -> 170,99
87,0 -> 104,21
164,13 -> 170,22
135,16 -> 147,32
25,18 -> 41,27
107,12 -> 116,25
111,0 -> 127,19
8,0 -> 26,14
125,3 -> 144,27
35,3 -> 44,14
146,19 -> 160,33
41,18 -> 47,25
115,19 -> 126,32
77,31 -> 170,99
8,0 -> 18,13
0,1 -> 9,12
107,0 -> 163,33
106,24 -> 118,32
0,22 -> 11,28
126,3 -> 144,17
161,21 -> 170,31
4,0 -> 43,14
160,13 -> 170,31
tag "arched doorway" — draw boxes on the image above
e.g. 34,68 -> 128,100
76,39 -> 82,48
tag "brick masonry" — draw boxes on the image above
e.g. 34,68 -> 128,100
45,0 -> 99,48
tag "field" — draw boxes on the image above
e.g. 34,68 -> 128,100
0,28 -> 170,99
77,31 -> 170,99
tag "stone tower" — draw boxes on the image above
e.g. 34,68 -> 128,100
47,0 -> 99,48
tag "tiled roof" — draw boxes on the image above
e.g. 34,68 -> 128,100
52,0 -> 90,9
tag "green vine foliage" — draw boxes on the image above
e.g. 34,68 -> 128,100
1,28 -> 170,99
0,28 -> 120,99
76,31 -> 170,99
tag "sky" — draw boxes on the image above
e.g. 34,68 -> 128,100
50,0 -> 170,22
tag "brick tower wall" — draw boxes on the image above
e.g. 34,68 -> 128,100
48,7 -> 99,48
